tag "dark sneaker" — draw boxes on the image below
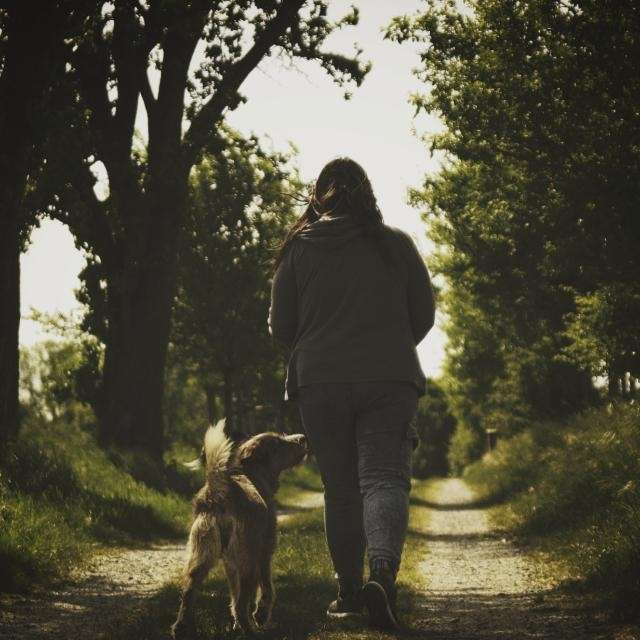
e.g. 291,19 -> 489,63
326,578 -> 363,619
362,560 -> 400,631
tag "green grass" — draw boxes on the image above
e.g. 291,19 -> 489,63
276,459 -> 324,509
106,477 -> 433,640
0,418 -> 435,637
0,417 -> 192,591
463,403 -> 640,620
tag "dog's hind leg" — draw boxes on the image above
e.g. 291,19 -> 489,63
255,557 -> 275,628
230,566 -> 260,633
171,514 -> 220,639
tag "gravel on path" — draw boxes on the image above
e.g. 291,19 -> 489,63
413,478 -> 638,640
0,494 -> 323,640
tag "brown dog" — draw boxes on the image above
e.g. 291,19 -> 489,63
171,419 -> 307,637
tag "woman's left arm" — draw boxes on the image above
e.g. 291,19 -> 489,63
268,247 -> 298,348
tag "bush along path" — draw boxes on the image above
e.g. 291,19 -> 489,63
1,477 -> 638,640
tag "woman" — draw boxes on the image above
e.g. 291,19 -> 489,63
268,157 -> 435,630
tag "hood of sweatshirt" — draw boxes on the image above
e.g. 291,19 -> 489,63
296,214 -> 365,249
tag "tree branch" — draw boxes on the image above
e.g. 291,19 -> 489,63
112,1 -> 145,163
140,69 -> 157,121
74,27 -> 114,164
183,0 -> 306,163
150,4 -> 209,155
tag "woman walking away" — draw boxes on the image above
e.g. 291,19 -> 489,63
268,157 -> 435,631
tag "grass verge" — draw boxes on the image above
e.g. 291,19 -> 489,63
0,417 -> 192,591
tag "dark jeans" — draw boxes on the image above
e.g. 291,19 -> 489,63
297,381 -> 419,581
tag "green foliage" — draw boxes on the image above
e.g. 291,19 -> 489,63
21,311 -> 103,422
0,416 -> 191,591
171,128 -> 302,437
163,347 -> 210,452
19,340 -> 99,428
447,422 -> 484,476
411,378 -> 457,478
563,284 -> 640,389
465,403 -> 640,619
399,0 -> 640,599
387,0 -> 640,463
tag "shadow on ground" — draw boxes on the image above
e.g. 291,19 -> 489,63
403,590 -> 625,640
409,494 -> 503,511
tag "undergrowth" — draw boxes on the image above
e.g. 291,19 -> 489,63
0,417 -> 192,591
0,418 -> 329,594
464,402 -> 640,620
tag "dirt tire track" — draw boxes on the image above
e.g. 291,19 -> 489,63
0,544 -> 186,640
413,478 -> 638,640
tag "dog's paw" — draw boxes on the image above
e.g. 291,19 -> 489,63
232,617 -> 261,636
171,618 -> 196,639
254,605 -> 272,628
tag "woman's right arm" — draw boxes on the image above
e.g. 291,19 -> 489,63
398,231 -> 436,344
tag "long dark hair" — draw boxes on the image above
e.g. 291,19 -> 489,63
273,157 -> 396,270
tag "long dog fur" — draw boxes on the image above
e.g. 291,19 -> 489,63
171,419 -> 307,637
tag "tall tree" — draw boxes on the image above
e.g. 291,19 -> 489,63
172,128 -> 300,438
51,1 -> 368,457
388,0 -> 639,462
0,1 -> 80,446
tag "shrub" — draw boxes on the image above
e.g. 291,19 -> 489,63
447,422 -> 484,475
411,379 -> 457,478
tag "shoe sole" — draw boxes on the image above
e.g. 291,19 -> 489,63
362,581 -> 400,631
326,610 -> 364,620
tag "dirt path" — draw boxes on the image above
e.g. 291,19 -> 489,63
2,480 -> 637,640
0,543 -> 187,640
413,478 -> 637,640
0,497 -> 323,640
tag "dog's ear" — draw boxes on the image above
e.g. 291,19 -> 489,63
183,446 -> 206,471
238,437 -> 273,465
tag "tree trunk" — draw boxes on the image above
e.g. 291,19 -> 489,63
275,397 -> 286,433
98,161 -> 187,459
223,369 -> 237,438
0,214 -> 20,446
0,1 -> 60,446
204,384 -> 218,424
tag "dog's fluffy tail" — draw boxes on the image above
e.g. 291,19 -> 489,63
202,418 -> 233,484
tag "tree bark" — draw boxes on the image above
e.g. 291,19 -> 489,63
0,211 -> 20,446
204,384 -> 217,424
99,159 -> 187,458
0,1 -> 62,446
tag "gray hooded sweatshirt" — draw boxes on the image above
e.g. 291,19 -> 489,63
268,214 -> 435,400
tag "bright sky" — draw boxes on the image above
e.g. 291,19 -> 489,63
20,0 -> 447,377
